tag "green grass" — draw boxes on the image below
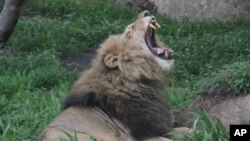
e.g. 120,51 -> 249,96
179,111 -> 229,141
194,60 -> 250,95
1,0 -> 250,140
0,50 -> 76,140
156,19 -> 250,85
10,0 -> 135,55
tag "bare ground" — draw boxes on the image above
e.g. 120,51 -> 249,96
209,94 -> 250,127
62,48 -> 97,71
175,86 -> 250,128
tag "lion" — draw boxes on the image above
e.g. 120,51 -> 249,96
40,11 -> 191,141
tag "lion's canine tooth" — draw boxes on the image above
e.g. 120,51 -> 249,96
149,23 -> 156,29
155,22 -> 161,28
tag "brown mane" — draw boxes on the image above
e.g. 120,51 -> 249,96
63,23 -> 173,140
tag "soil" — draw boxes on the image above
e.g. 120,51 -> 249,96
209,94 -> 250,127
175,89 -> 250,128
62,48 -> 97,71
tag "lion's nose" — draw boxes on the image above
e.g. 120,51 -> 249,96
144,10 -> 151,17
166,48 -> 174,59
151,16 -> 156,21
168,51 -> 174,59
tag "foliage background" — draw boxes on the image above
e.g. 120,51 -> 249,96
0,0 -> 249,140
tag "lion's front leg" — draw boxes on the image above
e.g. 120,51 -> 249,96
144,137 -> 172,141
40,127 -> 96,141
144,127 -> 192,141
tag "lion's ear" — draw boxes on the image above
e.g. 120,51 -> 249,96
104,54 -> 118,69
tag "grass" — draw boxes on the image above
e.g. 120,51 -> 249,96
1,0 -> 250,140
179,111 -> 229,141
194,60 -> 250,95
157,19 -> 250,85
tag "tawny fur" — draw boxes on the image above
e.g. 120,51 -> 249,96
63,13 -> 174,140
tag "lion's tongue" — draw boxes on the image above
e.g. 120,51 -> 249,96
152,47 -> 166,56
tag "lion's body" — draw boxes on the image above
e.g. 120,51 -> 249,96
40,11 -> 183,141
41,107 -> 176,141
62,34 -> 173,140
40,107 -> 133,141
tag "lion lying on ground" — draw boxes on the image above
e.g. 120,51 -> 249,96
40,11 -> 191,141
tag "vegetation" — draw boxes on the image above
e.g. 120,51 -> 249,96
180,111 -> 229,141
0,0 -> 249,140
194,60 -> 250,95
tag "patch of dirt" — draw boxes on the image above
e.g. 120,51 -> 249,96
190,85 -> 233,110
198,87 -> 250,127
62,48 -> 97,71
175,85 -> 250,128
174,85 -> 233,126
209,94 -> 250,127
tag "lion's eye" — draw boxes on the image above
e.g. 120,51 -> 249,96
144,11 -> 150,17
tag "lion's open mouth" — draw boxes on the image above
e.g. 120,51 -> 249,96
145,20 -> 173,60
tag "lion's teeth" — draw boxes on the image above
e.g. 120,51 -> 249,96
149,23 -> 156,29
155,22 -> 161,28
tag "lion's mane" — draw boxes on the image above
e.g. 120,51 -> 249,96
63,33 -> 173,140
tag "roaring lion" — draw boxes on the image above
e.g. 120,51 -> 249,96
40,11 -> 190,141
